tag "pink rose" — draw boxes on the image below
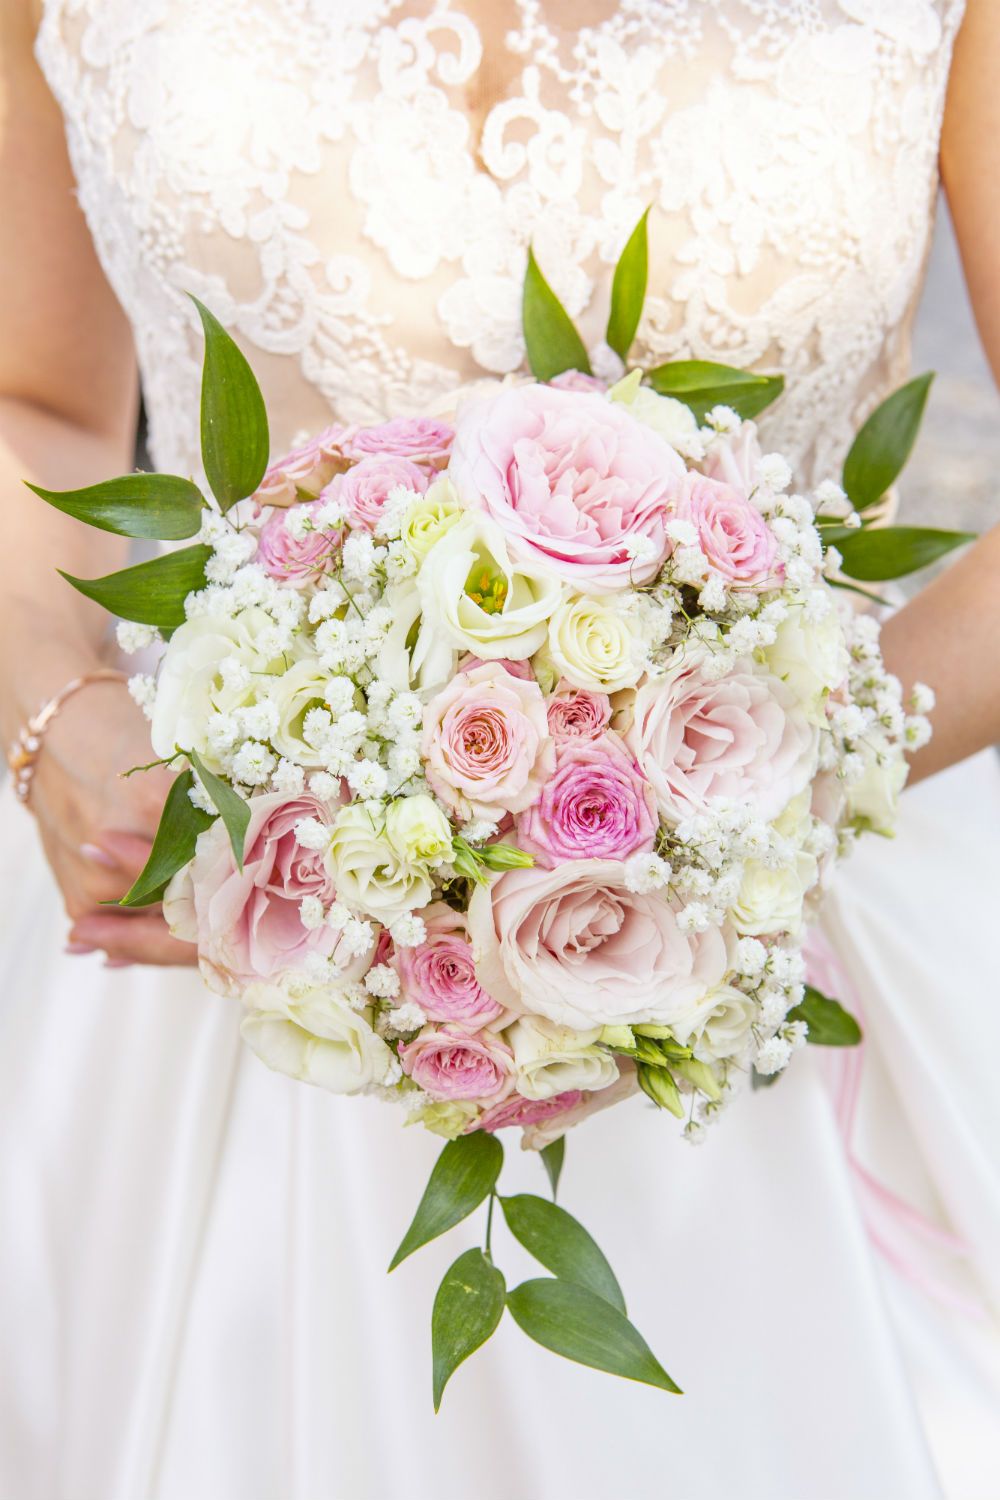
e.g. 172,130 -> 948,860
396,905 -> 504,1031
459,655 -> 535,681
520,1067 -> 639,1149
548,370 -> 608,394
477,1089 -> 585,1132
324,455 -> 428,532
701,420 -> 765,499
449,384 -> 686,590
468,860 -> 730,1030
422,661 -> 555,820
619,646 -> 818,826
517,733 -> 656,867
400,1024 -> 515,1102
678,474 -> 779,588
253,424 -> 355,508
346,416 -> 454,467
257,501 -> 336,585
546,685 -> 612,742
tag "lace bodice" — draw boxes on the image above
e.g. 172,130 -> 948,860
37,0 -> 965,487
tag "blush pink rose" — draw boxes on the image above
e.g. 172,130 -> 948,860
257,500 -> 336,585
346,416 -> 454,467
618,646 -> 818,826
422,661 -> 555,820
520,1066 -> 639,1149
253,423 -> 355,508
459,655 -> 535,681
678,474 -> 779,588
701,420 -> 765,499
546,685 -> 612,742
549,370 -> 608,394
396,905 -> 504,1031
449,384 -> 686,591
467,860 -> 730,1030
399,1024 -> 515,1102
517,733 -> 656,867
323,454 -> 428,532
476,1089 -> 585,1132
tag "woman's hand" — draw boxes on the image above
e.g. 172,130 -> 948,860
27,669 -> 197,967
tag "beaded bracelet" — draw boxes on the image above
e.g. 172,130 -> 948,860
6,668 -> 129,805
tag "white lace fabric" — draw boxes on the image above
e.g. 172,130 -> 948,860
36,0 -> 965,489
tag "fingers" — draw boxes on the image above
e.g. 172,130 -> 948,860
67,910 -> 199,968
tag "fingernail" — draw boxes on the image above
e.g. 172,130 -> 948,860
65,942 -> 97,955
103,958 -> 134,969
80,842 -> 118,869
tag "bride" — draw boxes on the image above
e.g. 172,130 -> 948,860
1,1 -> 998,1496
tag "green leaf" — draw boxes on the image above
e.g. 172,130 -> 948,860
431,1248 -> 506,1412
58,544 -> 212,627
842,374 -> 933,511
606,208 -> 649,362
389,1133 -> 503,1270
522,248 -> 592,382
788,985 -> 863,1046
190,295 -> 270,512
507,1279 -> 680,1394
26,473 -> 205,541
836,525 -> 974,582
499,1194 -> 626,1314
645,360 -> 784,423
119,770 -> 214,908
188,748 -> 250,872
540,1137 -> 565,1201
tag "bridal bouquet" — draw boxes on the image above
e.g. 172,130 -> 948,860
33,213 -> 971,1406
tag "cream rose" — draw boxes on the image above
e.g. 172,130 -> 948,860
845,747 -> 908,836
763,600 -> 849,716
545,594 -> 644,693
384,794 -> 454,868
240,980 -> 393,1094
668,984 -> 757,1063
267,659 -> 342,768
729,852 -> 818,936
326,803 -> 433,921
608,369 -> 705,460
506,1016 -> 620,1100
402,476 -> 463,562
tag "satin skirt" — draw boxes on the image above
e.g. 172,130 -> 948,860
2,751 -> 999,1500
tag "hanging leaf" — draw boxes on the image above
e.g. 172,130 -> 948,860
431,1248 -> 506,1412
499,1195 -> 626,1313
842,374 -> 933,511
188,748 -> 250,872
836,525 -> 973,582
788,985 -> 863,1046
507,1279 -> 680,1394
190,295 -> 270,512
26,473 -> 205,541
58,544 -> 212,628
119,770 -> 214,908
539,1137 -> 565,1201
606,208 -> 649,362
645,360 -> 784,423
522,248 -> 592,382
389,1133 -> 503,1270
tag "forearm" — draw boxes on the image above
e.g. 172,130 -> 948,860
879,524 -> 1000,784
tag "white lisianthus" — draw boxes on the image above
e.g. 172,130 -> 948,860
729,852 -> 819,936
844,745 -> 908,836
151,611 -> 276,769
608,369 -> 705,460
241,981 -> 393,1095
546,594 -> 644,693
506,1016 -> 620,1100
417,514 -> 563,660
401,476 -> 463,562
376,582 -> 458,695
384,794 -> 454,868
669,984 -> 758,1062
763,597 -> 849,716
326,804 -> 433,922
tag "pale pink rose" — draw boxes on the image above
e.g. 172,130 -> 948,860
521,1066 -> 640,1149
549,370 -> 608,394
323,455 -> 428,532
257,500 -> 336,585
253,424 -> 355,508
467,860 -> 730,1030
396,905 -> 504,1031
701,420 -> 765,499
346,416 -> 454,467
459,655 -> 535,681
679,474 -> 779,588
400,1024 -> 515,1102
184,791 -> 367,993
619,646 -> 818,826
422,661 -> 555,820
476,1089 -> 585,1132
517,733 -> 656,867
449,384 -> 686,591
546,685 -> 612,742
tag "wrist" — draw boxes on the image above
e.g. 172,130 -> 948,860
0,631 -> 109,747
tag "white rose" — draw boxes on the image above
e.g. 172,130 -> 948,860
763,600 -> 849,715
241,981 -> 392,1094
506,1016 -> 620,1100
402,476 -> 463,562
545,594 -> 644,693
729,851 -> 818,936
608,369 -> 705,460
669,984 -> 757,1062
845,746 -> 908,836
376,582 -> 458,695
326,803 -> 433,922
151,612 -> 269,768
417,513 -> 563,659
384,794 -> 453,867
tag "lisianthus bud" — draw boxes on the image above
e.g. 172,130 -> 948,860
637,1062 -> 684,1116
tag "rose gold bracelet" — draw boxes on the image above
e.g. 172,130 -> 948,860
6,668 -> 130,806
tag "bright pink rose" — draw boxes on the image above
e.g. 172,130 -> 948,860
449,384 -> 686,590
324,454 -> 428,532
399,1025 -> 515,1102
422,661 -> 555,820
477,1089 -> 584,1132
619,646 -> 818,826
253,424 -> 355,508
546,685 -> 612,742
517,733 -> 656,867
468,860 -> 730,1030
346,416 -> 454,467
396,905 -> 504,1031
257,501 -> 335,584
521,1067 -> 639,1149
678,474 -> 779,588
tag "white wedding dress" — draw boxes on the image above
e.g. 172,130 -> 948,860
2,3 -> 999,1497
